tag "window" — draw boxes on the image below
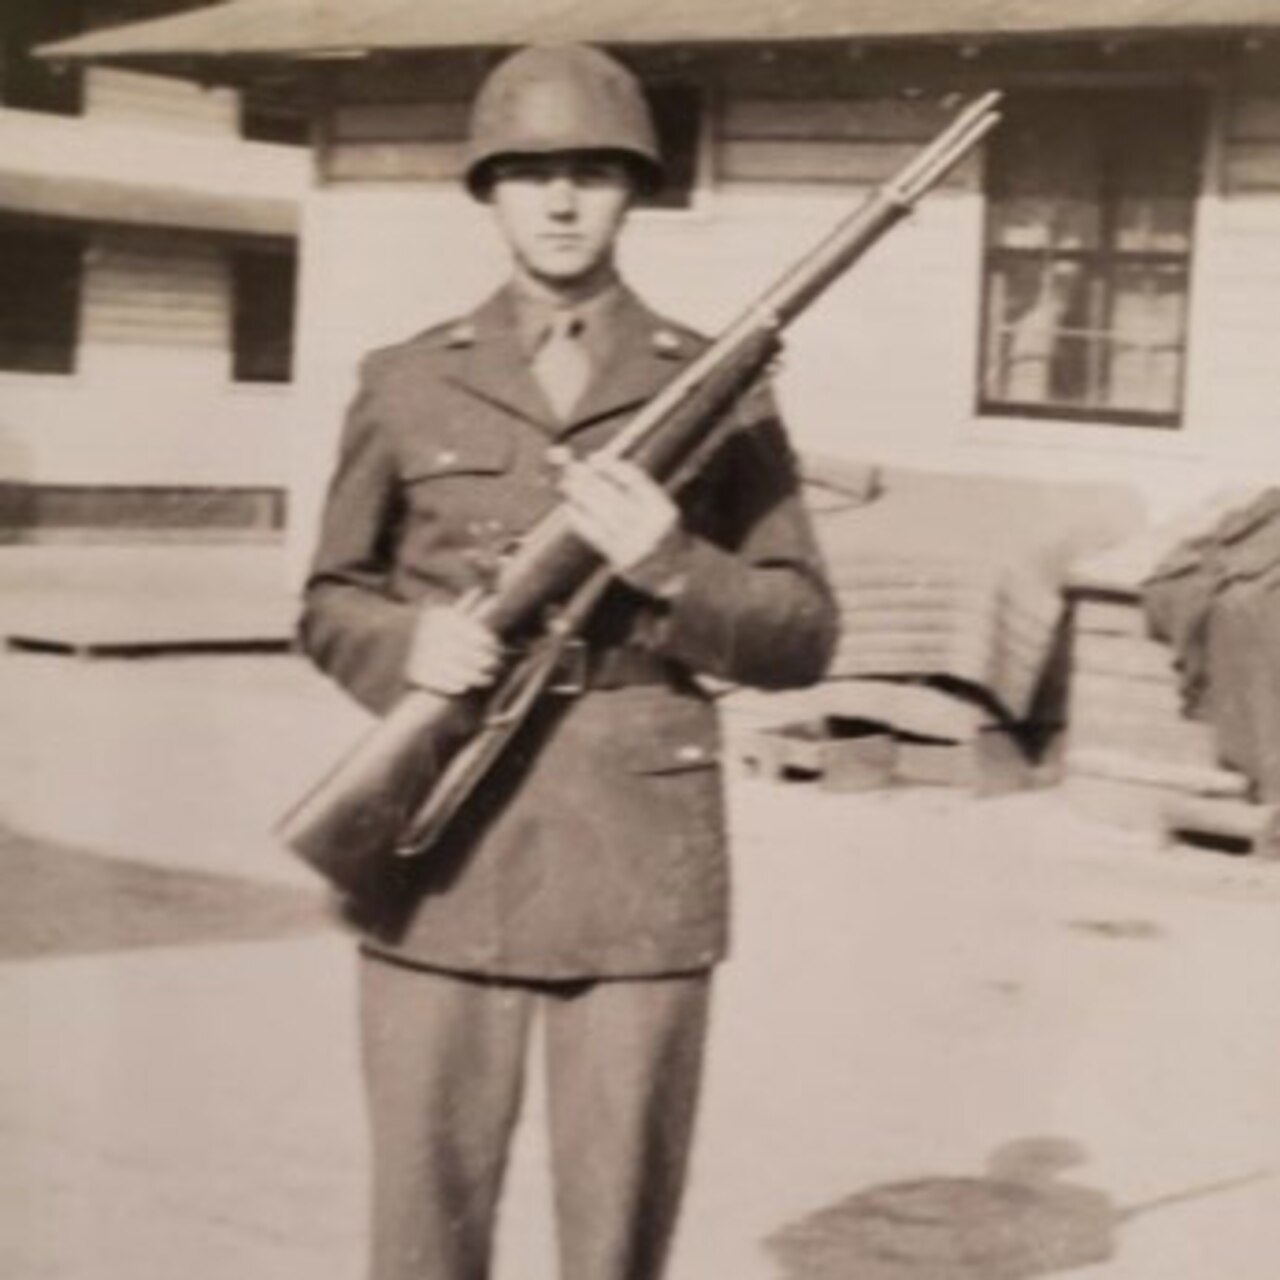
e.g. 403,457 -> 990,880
230,246 -> 297,384
639,83 -> 704,211
979,89 -> 1206,427
0,222 -> 83,374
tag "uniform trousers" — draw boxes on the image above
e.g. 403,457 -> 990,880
359,951 -> 712,1280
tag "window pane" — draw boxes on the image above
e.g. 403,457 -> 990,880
1111,96 -> 1202,254
0,223 -> 82,374
984,257 -> 1105,409
990,195 -> 1101,252
988,95 -> 1102,251
1105,263 -> 1188,414
1113,197 -> 1195,254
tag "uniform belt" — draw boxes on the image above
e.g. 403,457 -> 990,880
546,639 -> 673,694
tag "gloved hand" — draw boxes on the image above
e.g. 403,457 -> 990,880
405,600 -> 503,696
559,455 -> 680,578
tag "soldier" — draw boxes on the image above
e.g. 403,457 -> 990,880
299,42 -> 837,1280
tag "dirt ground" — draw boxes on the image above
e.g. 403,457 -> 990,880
2,645 -> 1280,1279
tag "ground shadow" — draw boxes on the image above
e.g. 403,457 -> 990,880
0,823 -> 331,961
765,1136 -> 1267,1280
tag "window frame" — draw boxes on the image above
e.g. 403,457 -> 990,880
976,87 -> 1208,430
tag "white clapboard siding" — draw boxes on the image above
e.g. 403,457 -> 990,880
85,68 -> 239,137
721,96 -> 952,142
331,101 -> 470,143
319,92 -> 979,188
323,101 -> 468,181
1192,92 -> 1280,440
718,94 -> 979,188
719,139 -> 923,186
325,141 -> 465,183
1222,92 -> 1280,192
82,233 -> 228,348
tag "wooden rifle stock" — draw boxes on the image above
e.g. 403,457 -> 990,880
277,91 -> 1003,897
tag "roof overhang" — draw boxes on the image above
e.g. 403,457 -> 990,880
0,168 -> 297,238
39,0 -> 1280,78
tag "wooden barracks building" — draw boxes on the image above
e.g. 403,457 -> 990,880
0,0 -> 306,542
36,0 -> 1280,555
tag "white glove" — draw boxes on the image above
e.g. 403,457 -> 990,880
405,600 -> 502,696
559,455 -> 679,577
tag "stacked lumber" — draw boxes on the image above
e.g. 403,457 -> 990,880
805,462 -> 1144,722
1062,490 -> 1277,850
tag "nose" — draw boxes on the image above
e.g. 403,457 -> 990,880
545,173 -> 578,219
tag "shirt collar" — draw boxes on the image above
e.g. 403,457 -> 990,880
510,276 -> 627,369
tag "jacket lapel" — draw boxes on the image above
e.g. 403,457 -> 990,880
443,288 -> 557,431
564,290 -> 688,437
441,285 -> 692,442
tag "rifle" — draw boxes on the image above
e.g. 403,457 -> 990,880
278,91 -> 1003,897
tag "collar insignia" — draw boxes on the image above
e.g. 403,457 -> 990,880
652,328 -> 683,358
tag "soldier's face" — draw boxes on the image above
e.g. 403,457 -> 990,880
488,153 -> 634,290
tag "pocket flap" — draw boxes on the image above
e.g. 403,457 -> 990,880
401,430 -> 512,480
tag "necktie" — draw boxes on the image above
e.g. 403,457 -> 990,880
533,311 -> 591,420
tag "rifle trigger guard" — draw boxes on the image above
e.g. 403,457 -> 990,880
546,637 -> 589,695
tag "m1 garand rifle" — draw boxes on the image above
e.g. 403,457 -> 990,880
277,91 -> 1003,898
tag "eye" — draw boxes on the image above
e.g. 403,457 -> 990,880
492,159 -> 550,185
569,161 -> 627,188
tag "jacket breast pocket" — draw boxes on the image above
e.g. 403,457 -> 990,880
401,430 -> 514,486
399,429 -> 516,527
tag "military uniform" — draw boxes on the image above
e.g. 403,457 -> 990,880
301,282 -> 836,979
300,46 -> 834,1277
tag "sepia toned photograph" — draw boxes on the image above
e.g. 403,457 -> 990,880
3,3 -> 1280,1278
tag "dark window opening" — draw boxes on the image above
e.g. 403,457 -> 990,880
231,247 -> 297,384
979,89 -> 1205,428
640,83 -> 704,210
0,221 -> 83,374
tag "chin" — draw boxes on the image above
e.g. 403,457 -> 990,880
531,261 -> 598,286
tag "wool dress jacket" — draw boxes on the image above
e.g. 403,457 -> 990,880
299,284 -> 837,980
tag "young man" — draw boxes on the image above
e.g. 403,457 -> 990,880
300,43 -> 837,1280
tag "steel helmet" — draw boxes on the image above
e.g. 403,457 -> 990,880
465,44 -> 664,199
